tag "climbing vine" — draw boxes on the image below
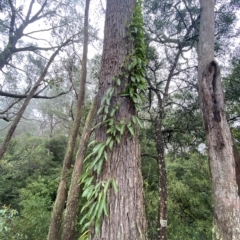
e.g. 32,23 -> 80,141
79,1 -> 146,238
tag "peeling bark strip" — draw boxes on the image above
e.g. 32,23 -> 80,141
201,61 -> 224,150
233,144 -> 240,196
199,61 -> 240,239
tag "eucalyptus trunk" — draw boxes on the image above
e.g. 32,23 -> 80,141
90,0 -> 147,239
61,97 -> 97,240
198,0 -> 240,238
47,1 -> 90,239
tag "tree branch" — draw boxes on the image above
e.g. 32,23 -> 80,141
0,87 -> 72,99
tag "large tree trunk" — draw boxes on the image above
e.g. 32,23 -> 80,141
198,0 -> 240,239
90,0 -> 147,239
61,97 -> 97,240
47,1 -> 90,239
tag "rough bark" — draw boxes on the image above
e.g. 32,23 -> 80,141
155,119 -> 167,240
90,0 -> 147,239
198,0 -> 240,239
61,97 -> 97,240
47,1 -> 90,239
0,39 -> 71,160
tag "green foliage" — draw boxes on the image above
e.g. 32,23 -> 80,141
0,134 -> 67,239
0,205 -> 26,240
15,175 -> 59,240
0,134 -> 64,207
167,154 -> 213,239
0,175 -> 59,240
143,153 -> 213,240
46,135 -> 68,163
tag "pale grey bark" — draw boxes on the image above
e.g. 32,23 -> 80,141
47,0 -> 90,239
61,97 -> 96,240
198,0 -> 240,239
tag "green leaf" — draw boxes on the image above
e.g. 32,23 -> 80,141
116,135 -> 120,144
128,124 -> 135,136
96,158 -> 103,175
103,199 -> 109,216
81,199 -> 94,213
136,116 -> 144,128
82,185 -> 94,199
96,144 -> 106,161
109,87 -> 114,97
106,127 -> 113,134
110,108 -> 116,117
104,106 -> 109,115
100,94 -> 108,107
132,115 -> 137,124
91,192 -> 102,221
103,114 -> 107,121
92,142 -> 104,155
120,124 -> 125,135
109,139 -> 114,150
85,176 -> 94,187
112,179 -> 118,194
105,87 -> 113,97
88,140 -> 96,147
106,96 -> 110,105
106,136 -> 112,146
95,219 -> 101,235
79,230 -> 90,240
84,151 -> 94,162
115,124 -> 121,132
116,78 -> 121,86
81,221 -> 91,232
96,197 -> 105,221
103,179 -> 111,195
104,151 -> 108,161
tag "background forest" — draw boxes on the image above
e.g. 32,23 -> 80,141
0,0 -> 240,239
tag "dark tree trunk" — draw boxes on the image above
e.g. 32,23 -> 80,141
156,119 -> 167,240
90,0 -> 147,239
198,0 -> 240,239
47,1 -> 90,239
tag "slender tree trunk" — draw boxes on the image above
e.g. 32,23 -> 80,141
47,1 -> 90,239
0,41 -> 70,160
90,0 -> 147,239
155,118 -> 167,240
61,97 -> 97,240
198,0 -> 240,239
